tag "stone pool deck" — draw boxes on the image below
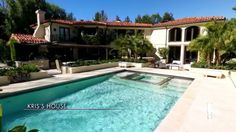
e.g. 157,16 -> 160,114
1,67 -> 236,132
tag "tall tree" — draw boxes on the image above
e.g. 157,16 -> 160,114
93,10 -> 108,21
135,13 -> 164,24
135,15 -> 142,23
151,13 -> 162,24
141,15 -> 152,24
162,12 -> 174,22
0,0 -> 75,40
233,6 -> 236,12
0,0 -> 6,8
124,16 -> 131,22
115,15 -> 121,21
94,12 -> 101,21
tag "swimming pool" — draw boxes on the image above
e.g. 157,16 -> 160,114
0,71 -> 192,132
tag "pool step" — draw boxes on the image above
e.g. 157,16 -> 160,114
122,73 -> 141,80
158,76 -> 174,86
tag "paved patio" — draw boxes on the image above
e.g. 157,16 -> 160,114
0,67 -> 236,132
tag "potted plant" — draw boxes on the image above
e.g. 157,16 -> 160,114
158,47 -> 169,63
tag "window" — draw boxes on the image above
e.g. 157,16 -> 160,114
169,28 -> 182,42
82,28 -> 97,35
59,27 -> 70,41
185,26 -> 200,41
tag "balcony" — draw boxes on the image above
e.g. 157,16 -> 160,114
51,34 -> 75,43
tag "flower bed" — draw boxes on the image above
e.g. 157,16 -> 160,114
0,64 -> 48,85
15,59 -> 49,70
191,61 -> 236,70
64,62 -> 118,74
118,62 -> 149,68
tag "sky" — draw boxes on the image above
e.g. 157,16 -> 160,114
48,0 -> 236,21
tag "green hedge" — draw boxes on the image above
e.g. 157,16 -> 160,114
68,59 -> 148,67
0,64 -> 40,83
191,61 -> 236,70
120,58 -> 148,63
69,59 -> 119,67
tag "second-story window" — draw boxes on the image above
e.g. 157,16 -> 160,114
59,27 -> 70,41
185,26 -> 200,41
83,28 -> 97,36
169,28 -> 182,42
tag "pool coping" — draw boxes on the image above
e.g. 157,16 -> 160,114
0,68 -> 125,98
154,77 -> 199,131
0,68 -> 194,99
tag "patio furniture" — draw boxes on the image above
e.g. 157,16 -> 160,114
119,62 -> 133,68
167,60 -> 183,70
155,61 -> 168,69
204,71 -> 224,79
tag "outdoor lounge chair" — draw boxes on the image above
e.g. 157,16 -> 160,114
155,61 -> 168,69
167,60 -> 183,70
119,62 -> 133,68
204,71 -> 224,79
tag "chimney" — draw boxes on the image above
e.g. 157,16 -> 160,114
33,9 -> 46,38
35,9 -> 46,25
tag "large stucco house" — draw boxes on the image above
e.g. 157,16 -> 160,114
10,9 -> 225,66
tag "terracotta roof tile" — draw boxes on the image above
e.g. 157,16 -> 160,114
11,34 -> 49,44
31,19 -> 152,27
154,16 -> 225,27
106,22 -> 152,27
31,16 -> 224,28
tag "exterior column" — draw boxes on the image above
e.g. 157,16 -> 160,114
181,27 -> 186,42
180,44 -> 185,65
180,27 -> 186,65
197,51 -> 201,62
212,48 -> 216,63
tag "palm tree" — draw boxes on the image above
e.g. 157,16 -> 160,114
188,20 -> 236,65
188,35 -> 212,65
112,35 -> 155,60
205,21 -> 226,65
7,39 -> 18,61
111,35 -> 130,58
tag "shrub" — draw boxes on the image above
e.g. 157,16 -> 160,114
121,58 -> 148,63
158,48 -> 169,59
0,64 -> 39,83
191,60 -> 236,70
0,69 -> 8,76
20,64 -> 40,73
69,59 -> 119,67
191,61 -> 208,68
225,60 -> 236,70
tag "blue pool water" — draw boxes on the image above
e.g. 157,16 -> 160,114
0,71 -> 192,132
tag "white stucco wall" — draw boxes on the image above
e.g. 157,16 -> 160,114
144,29 -> 152,41
200,26 -> 207,35
147,29 -> 168,57
150,29 -> 167,47
51,23 -> 77,40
